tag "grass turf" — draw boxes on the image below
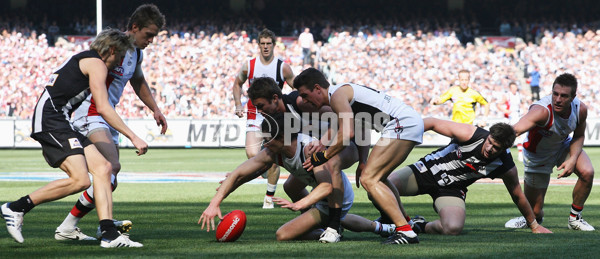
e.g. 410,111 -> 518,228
1,148 -> 599,258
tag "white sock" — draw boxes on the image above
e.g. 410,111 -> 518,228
266,183 -> 277,193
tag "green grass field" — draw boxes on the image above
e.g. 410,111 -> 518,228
1,148 -> 599,258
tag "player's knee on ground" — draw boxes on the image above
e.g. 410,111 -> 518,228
440,221 -> 463,235
275,228 -> 294,241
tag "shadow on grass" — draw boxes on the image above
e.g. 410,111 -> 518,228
1,201 -> 599,258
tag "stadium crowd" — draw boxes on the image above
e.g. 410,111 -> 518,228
1,0 -> 600,120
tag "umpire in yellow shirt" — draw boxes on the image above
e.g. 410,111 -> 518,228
431,69 -> 489,125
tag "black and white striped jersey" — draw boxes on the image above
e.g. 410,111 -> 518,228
411,127 -> 515,190
31,50 -> 100,134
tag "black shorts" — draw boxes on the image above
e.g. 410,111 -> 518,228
409,165 -> 468,202
31,129 -> 93,168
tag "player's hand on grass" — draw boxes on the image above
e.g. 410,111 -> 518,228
199,205 -> 223,232
530,223 -> 552,234
272,197 -> 303,211
131,136 -> 148,156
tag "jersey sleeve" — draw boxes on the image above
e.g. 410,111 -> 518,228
438,88 -> 454,103
473,90 -> 488,105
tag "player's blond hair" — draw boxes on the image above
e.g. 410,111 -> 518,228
90,28 -> 134,57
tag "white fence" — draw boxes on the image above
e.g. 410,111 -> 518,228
2,118 -> 600,148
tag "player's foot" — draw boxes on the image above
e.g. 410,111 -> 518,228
412,215 -> 428,234
504,216 -> 527,229
100,234 -> 143,248
96,220 -> 133,238
319,227 -> 341,243
379,223 -> 396,237
568,215 -> 595,231
55,227 -> 97,241
381,232 -> 419,245
2,203 -> 24,243
262,196 -> 274,209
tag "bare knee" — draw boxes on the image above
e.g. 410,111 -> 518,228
441,222 -> 463,236
70,176 -> 91,192
577,167 -> 594,183
360,176 -> 378,192
110,160 -> 121,175
276,229 -> 293,241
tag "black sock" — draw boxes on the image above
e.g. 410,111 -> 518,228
266,191 -> 275,196
8,195 -> 35,214
327,207 -> 342,232
99,219 -> 120,240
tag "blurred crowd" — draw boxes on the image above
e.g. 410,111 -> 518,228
2,24 -> 599,120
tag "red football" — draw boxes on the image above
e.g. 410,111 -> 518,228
216,210 -> 247,242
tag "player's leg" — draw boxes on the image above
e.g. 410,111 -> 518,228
569,150 -> 595,231
506,172 -> 549,229
2,154 -> 92,243
423,197 -> 466,235
56,128 -> 122,239
322,143 -> 359,234
283,175 -> 309,203
360,138 -> 418,244
263,164 -> 280,209
341,214 -> 396,237
275,208 -> 325,241
84,144 -> 142,247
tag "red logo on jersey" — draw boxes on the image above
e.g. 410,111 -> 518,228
111,66 -> 124,77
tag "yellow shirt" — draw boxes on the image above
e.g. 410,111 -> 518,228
438,86 -> 488,124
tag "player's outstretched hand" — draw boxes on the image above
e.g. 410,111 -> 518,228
199,205 -> 222,232
272,197 -> 303,211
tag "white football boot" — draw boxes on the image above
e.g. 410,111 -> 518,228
319,227 -> 341,243
504,216 -> 528,229
2,203 -> 24,243
568,215 -> 595,231
100,234 -> 143,248
55,227 -> 97,241
262,196 -> 274,209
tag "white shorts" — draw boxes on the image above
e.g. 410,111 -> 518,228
246,113 -> 264,133
523,140 -> 570,174
71,115 -> 119,144
380,112 -> 424,144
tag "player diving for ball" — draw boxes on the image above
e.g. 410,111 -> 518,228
198,113 -> 396,242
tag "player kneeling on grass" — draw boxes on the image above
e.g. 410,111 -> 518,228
380,118 -> 552,235
199,113 -> 395,242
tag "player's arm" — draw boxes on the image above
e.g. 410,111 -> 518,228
305,85 -> 354,169
500,166 -> 552,233
512,105 -> 549,136
130,60 -> 168,134
431,88 -> 452,105
558,102 -> 588,178
199,149 -> 275,231
282,62 -> 295,88
232,63 -> 248,118
276,165 -> 333,212
80,57 -> 148,155
423,117 -> 476,142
